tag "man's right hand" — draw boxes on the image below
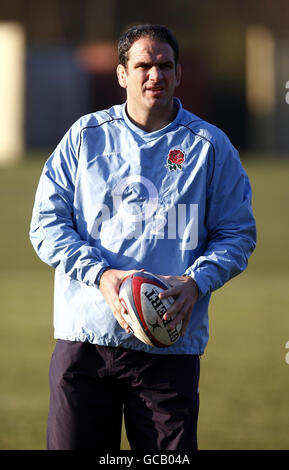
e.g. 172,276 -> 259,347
99,268 -> 141,333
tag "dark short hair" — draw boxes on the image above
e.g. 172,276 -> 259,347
118,24 -> 179,67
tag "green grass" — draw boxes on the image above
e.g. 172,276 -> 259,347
0,155 -> 288,450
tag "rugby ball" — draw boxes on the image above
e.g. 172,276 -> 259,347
119,271 -> 182,348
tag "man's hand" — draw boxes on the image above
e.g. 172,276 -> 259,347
99,268 -> 141,334
157,275 -> 199,336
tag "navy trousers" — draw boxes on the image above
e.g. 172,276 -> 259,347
47,340 -> 200,451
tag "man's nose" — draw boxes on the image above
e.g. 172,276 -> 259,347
149,66 -> 163,81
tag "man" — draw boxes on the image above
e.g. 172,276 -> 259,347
30,24 -> 256,451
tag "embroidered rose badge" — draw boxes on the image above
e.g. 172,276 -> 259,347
166,149 -> 185,171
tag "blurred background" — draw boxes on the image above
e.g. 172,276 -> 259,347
0,0 -> 288,450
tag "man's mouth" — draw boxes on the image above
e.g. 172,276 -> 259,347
146,86 -> 164,96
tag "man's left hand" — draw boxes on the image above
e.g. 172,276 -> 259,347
157,275 -> 199,336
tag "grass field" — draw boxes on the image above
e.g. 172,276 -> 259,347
0,154 -> 288,450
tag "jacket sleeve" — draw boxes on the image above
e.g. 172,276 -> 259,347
184,133 -> 256,298
29,121 -> 110,287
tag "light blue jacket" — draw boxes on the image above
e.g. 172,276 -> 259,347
30,99 -> 256,355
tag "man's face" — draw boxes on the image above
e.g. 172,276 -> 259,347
117,37 -> 181,115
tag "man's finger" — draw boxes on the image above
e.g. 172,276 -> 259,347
113,297 -> 131,333
163,296 -> 185,321
159,285 -> 180,299
114,308 -> 131,333
165,304 -> 191,334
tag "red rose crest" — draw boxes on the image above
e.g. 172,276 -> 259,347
166,149 -> 185,171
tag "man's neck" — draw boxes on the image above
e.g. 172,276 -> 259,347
126,101 -> 178,133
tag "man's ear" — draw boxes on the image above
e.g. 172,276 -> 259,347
117,64 -> 127,89
175,63 -> 181,88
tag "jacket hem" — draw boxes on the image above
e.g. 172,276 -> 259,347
53,332 -> 205,356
